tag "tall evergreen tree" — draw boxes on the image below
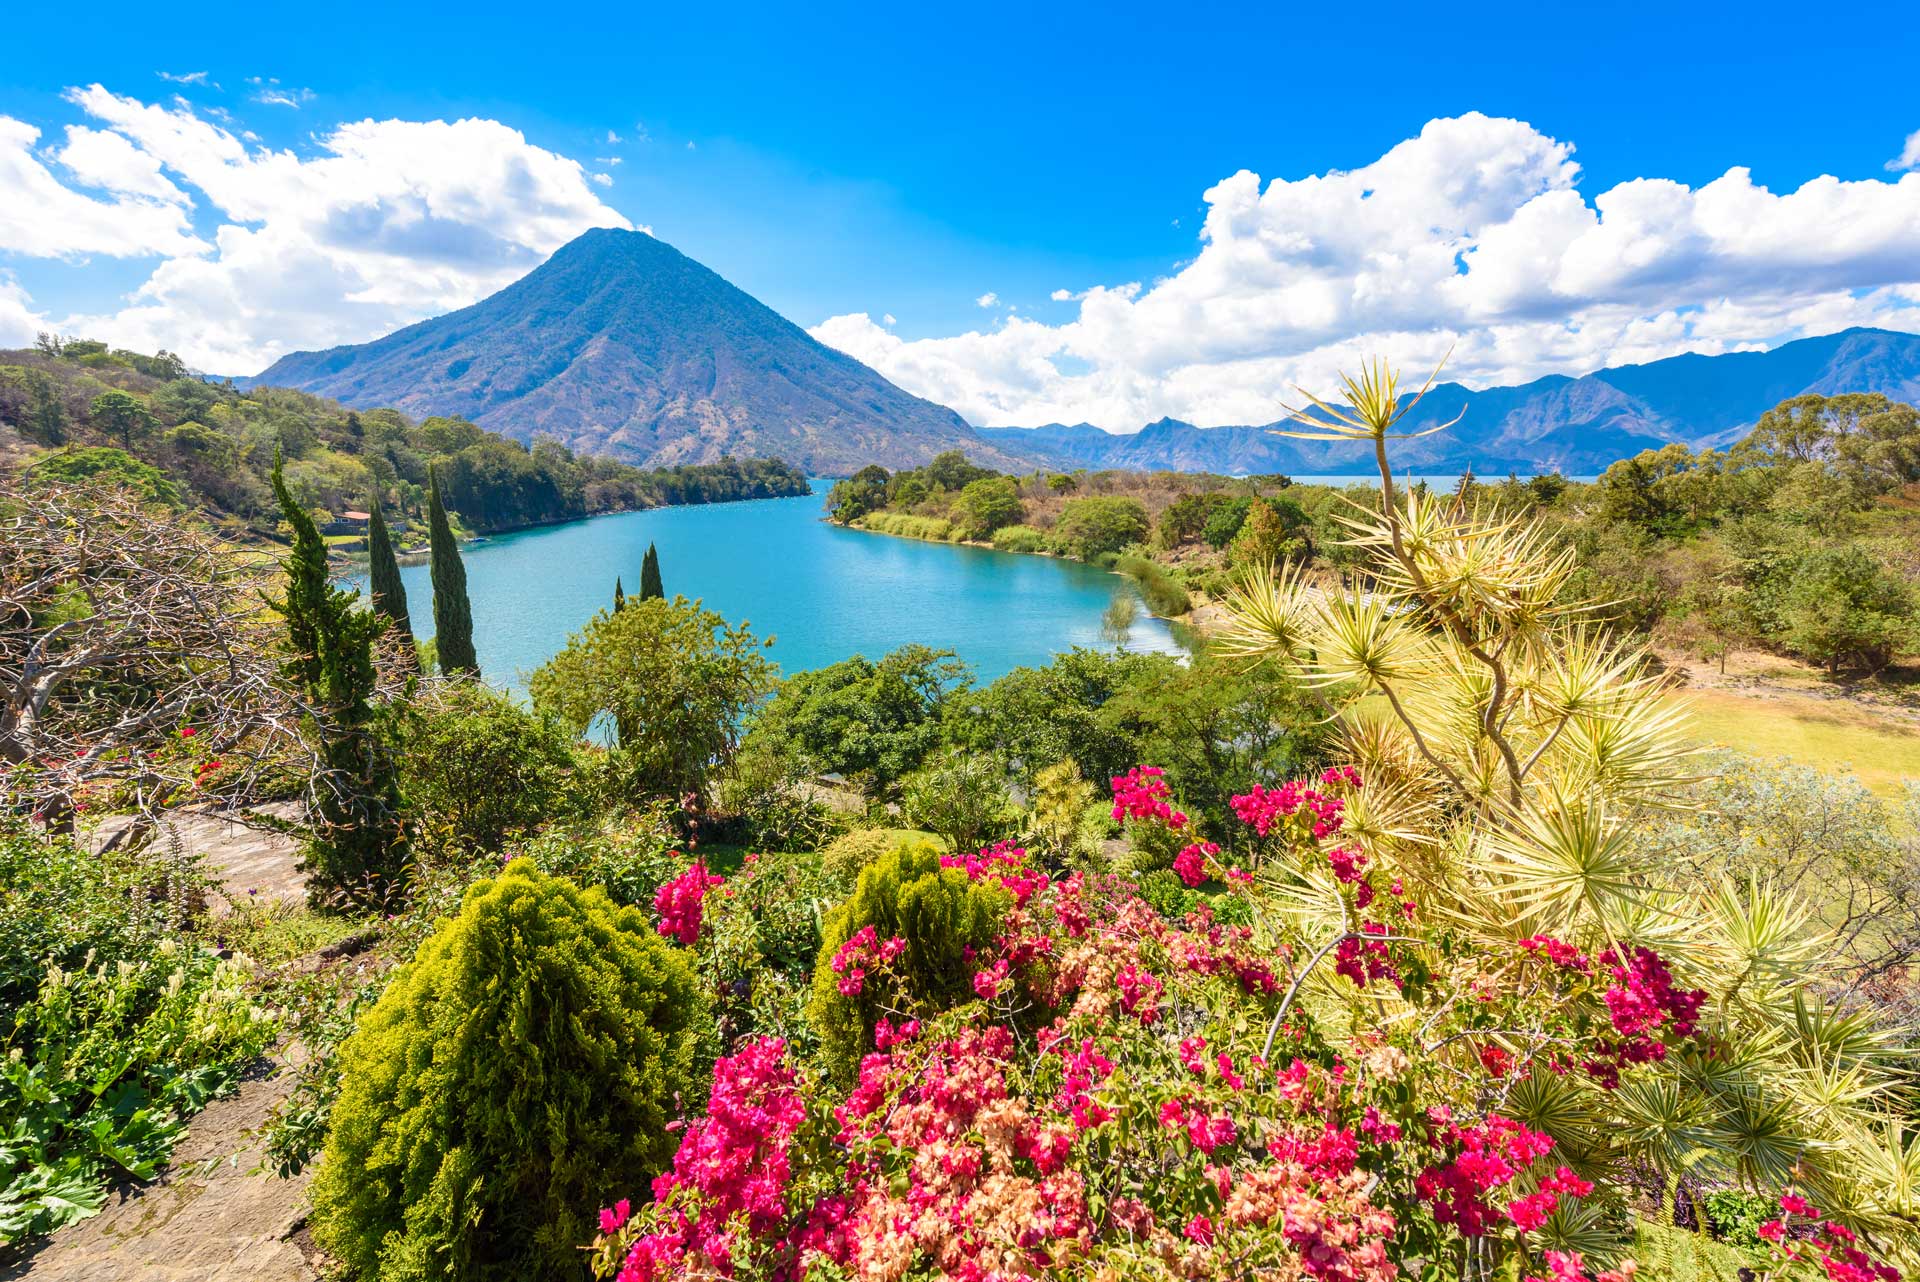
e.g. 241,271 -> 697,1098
366,498 -> 415,658
614,577 -> 626,612
269,451 -> 406,895
427,465 -> 479,677
640,543 -> 664,600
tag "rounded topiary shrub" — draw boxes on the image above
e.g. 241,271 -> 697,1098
311,858 -> 707,1281
807,842 -> 1007,1081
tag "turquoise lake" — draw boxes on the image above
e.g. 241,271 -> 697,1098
357,483 -> 1183,688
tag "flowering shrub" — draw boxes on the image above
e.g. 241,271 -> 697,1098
584,760 -> 1920,1282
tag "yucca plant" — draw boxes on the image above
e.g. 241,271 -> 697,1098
1219,356 -> 1918,1267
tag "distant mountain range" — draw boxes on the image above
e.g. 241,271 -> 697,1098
253,227 -> 1920,479
254,228 -> 1028,475
978,328 -> 1920,476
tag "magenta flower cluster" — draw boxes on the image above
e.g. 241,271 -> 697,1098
652,860 -> 724,945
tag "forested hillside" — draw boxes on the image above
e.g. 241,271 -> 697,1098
0,336 -> 809,538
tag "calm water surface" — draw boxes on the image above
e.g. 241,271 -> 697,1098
359,483 -> 1182,689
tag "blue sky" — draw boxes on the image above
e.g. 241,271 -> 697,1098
4,0 -> 1920,426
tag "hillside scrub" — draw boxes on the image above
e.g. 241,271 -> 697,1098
0,339 -> 809,540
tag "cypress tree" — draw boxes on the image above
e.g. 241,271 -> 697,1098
427,465 -> 479,677
366,497 -> 414,656
639,542 -> 664,600
614,576 -> 626,612
269,451 -> 406,895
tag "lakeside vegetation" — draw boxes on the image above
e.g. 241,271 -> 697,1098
830,393 -> 1920,687
3,360 -> 1919,1281
0,335 -> 810,542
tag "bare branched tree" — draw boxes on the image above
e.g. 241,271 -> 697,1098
0,476 -> 307,838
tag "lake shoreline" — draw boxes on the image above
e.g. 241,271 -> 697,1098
836,513 -> 1211,625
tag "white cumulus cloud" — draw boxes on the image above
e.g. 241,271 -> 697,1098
1,85 -> 631,372
975,291 -> 998,308
813,113 -> 1920,428
1891,129 -> 1920,173
0,116 -> 206,258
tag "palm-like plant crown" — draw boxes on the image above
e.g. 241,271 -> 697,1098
1219,356 -> 1918,1263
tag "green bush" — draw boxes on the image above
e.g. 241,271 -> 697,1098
1114,554 -> 1193,617
990,523 -> 1048,554
899,748 -> 1019,853
697,847 -> 837,1050
398,681 -> 582,854
0,823 -> 194,1014
952,476 -> 1024,539
1,940 -> 275,1244
26,446 -> 182,506
310,859 -> 706,1282
807,843 -> 1007,1080
819,828 -> 945,894
502,806 -> 686,909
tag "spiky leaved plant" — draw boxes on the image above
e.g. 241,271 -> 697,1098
1217,357 -> 1918,1265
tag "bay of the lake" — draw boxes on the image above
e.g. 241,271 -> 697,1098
354,482 -> 1183,689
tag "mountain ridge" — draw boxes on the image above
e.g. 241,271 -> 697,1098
977,328 -> 1920,475
254,228 -> 1031,474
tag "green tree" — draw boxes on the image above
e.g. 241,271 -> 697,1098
269,453 -> 406,896
365,498 -> 414,657
953,476 -> 1023,539
944,648 -> 1173,790
613,576 -> 626,612
744,645 -> 971,796
923,450 -> 994,492
398,684 -> 581,855
22,368 -> 66,445
1156,492 -> 1214,547
310,859 -> 704,1282
1773,545 -> 1916,673
640,542 -> 664,600
1050,496 -> 1150,561
530,596 -> 776,805
88,389 -> 156,451
1202,496 -> 1252,549
1230,495 -> 1311,568
427,466 -> 479,677
827,464 -> 890,523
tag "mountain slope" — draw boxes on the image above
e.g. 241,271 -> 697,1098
255,229 -> 1029,474
978,328 -> 1920,475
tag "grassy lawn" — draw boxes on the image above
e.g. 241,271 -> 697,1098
1674,688 -> 1920,799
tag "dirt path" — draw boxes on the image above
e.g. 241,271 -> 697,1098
90,801 -> 308,914
2,1069 -> 318,1282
